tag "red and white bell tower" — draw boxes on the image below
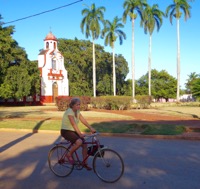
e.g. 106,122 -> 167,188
38,31 -> 69,103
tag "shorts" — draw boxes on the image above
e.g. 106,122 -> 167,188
61,129 -> 82,144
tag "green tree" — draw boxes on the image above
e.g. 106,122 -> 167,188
166,0 -> 191,101
80,3 -> 106,97
97,74 -> 112,95
142,4 -> 165,96
0,16 -> 40,100
136,69 -> 177,101
0,64 -> 31,99
0,23 -> 20,82
58,38 -> 129,96
122,0 -> 147,99
191,78 -> 200,100
185,72 -> 199,93
101,16 -> 126,96
115,54 -> 129,95
122,79 -> 132,96
28,60 -> 41,96
96,51 -> 112,95
136,75 -> 148,95
151,70 -> 177,101
58,39 -> 93,96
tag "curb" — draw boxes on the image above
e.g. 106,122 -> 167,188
1,128 -> 200,141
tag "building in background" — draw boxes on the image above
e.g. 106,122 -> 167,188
38,31 -> 69,103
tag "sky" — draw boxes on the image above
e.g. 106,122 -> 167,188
1,0 -> 200,89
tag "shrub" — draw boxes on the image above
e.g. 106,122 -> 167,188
90,96 -> 133,110
135,95 -> 152,109
55,96 -> 91,111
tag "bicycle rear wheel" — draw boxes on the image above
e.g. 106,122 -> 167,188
93,148 -> 124,183
48,145 -> 74,177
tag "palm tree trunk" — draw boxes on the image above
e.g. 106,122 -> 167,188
92,39 -> 96,97
176,18 -> 180,101
148,34 -> 152,96
112,44 -> 116,96
131,18 -> 135,100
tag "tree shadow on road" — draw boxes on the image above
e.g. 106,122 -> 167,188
0,118 -> 51,153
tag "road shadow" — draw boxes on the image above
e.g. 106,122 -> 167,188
0,118 -> 51,153
1,132 -> 200,189
0,133 -> 34,153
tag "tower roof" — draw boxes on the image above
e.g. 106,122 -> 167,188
44,31 -> 57,41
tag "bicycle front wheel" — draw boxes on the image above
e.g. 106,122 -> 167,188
48,145 -> 74,177
93,148 -> 124,183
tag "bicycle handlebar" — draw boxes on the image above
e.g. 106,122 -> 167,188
83,132 -> 100,139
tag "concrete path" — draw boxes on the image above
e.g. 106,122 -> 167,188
1,130 -> 200,189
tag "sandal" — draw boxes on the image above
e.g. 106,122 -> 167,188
66,154 -> 74,165
83,164 -> 92,171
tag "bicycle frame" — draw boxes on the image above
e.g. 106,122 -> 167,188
55,133 -> 105,168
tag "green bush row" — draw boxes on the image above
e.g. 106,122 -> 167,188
90,96 -> 133,110
56,95 -> 152,111
55,96 -> 91,111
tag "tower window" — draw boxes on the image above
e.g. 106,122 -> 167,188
52,59 -> 56,70
46,42 -> 49,49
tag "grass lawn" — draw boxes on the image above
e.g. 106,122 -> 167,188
0,105 -> 195,135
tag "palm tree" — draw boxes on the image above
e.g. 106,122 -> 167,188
80,3 -> 105,97
166,0 -> 191,101
122,0 -> 147,100
101,16 -> 126,96
142,4 -> 165,96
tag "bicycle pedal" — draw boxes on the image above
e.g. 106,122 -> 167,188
74,164 -> 82,170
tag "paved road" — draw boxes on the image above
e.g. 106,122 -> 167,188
1,130 -> 200,189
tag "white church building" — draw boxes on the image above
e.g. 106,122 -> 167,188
38,32 -> 69,103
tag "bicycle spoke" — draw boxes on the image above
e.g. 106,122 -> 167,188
93,148 -> 124,183
48,146 -> 74,177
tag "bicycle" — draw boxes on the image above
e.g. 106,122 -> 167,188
48,132 -> 124,183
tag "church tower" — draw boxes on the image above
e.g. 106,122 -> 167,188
38,32 -> 69,103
